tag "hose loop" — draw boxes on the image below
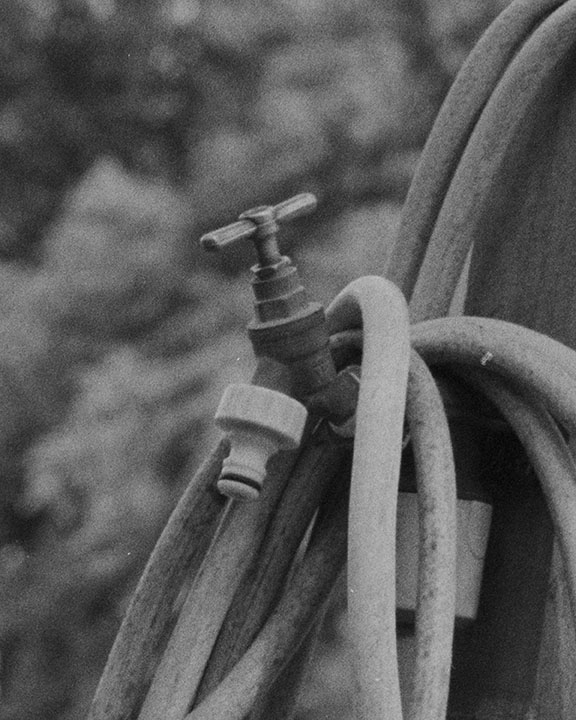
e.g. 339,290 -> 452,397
328,275 -> 411,720
388,0 -> 568,302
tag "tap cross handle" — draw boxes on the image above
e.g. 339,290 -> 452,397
200,193 -> 317,267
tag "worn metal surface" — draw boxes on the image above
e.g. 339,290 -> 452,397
200,193 -> 317,264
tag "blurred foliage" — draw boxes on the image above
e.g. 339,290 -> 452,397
0,0 -> 506,260
0,158 -> 252,718
0,0 -> 508,717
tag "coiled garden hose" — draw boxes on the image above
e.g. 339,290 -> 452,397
181,275 -> 459,720
389,0 -> 576,322
456,372 -> 576,620
88,287 -> 576,720
88,441 -> 227,720
389,0 -> 568,303
179,278 -> 576,720
88,0 -> 576,716
325,303 -> 576,719
88,276 -> 463,720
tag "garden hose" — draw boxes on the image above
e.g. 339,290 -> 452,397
178,276 -> 576,720
454,371 -> 576,620
404,351 -> 457,720
389,0 -> 567,301
389,0 -> 576,323
137,430 -> 316,720
89,294 -> 576,720
183,459 -> 350,720
410,318 -> 576,613
194,441 -> 350,705
411,0 -> 576,322
181,275 -> 459,720
327,276 -> 411,720
87,441 -> 227,720
412,317 -> 576,433
89,0 -> 576,716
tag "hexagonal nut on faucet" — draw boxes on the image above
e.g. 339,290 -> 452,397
215,383 -> 308,500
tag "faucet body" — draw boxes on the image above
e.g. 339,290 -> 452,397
201,194 -> 357,499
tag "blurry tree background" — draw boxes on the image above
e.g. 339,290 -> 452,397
0,1 -> 508,718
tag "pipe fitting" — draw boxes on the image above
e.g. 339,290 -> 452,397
200,194 -> 337,399
214,384 -> 308,501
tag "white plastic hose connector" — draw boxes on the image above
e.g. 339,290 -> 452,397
215,384 -> 308,500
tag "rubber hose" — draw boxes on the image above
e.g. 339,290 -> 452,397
412,316 -> 576,434
195,441 -> 349,703
184,464 -> 349,720
454,369 -> 576,620
137,440 -> 301,720
408,0 -> 576,321
388,0 -> 565,301
328,328 -> 459,719
326,276 -> 411,720
406,351 -> 457,720
87,440 -> 227,720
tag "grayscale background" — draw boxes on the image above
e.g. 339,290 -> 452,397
0,2 -> 507,718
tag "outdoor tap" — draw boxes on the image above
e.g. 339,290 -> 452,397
201,193 -> 358,499
201,193 -> 337,399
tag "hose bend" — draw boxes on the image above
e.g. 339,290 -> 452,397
412,314 -> 576,630
412,316 -> 576,434
388,0 -> 565,301
327,276 -> 411,720
408,0 -> 576,322
328,324 -> 458,720
455,370 -> 576,620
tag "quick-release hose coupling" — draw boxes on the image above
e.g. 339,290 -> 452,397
214,384 -> 308,501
